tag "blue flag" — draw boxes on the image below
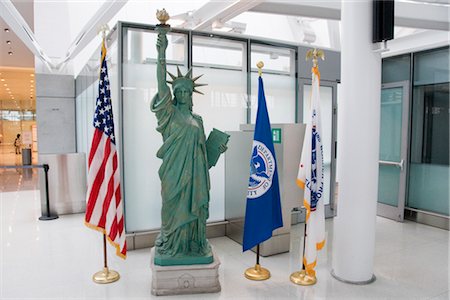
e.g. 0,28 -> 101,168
243,76 -> 283,252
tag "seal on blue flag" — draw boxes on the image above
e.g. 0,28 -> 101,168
248,141 -> 275,199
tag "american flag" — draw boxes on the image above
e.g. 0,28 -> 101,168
85,41 -> 126,259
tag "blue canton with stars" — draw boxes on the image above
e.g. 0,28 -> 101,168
93,51 -> 116,144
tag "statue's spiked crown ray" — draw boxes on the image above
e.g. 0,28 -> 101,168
167,66 -> 207,95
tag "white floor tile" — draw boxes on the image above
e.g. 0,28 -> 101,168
0,175 -> 449,299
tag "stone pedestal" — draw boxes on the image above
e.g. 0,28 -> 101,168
150,248 -> 221,296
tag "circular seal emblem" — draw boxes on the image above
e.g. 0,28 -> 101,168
248,141 -> 275,199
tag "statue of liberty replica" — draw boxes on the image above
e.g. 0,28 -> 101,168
151,9 -> 228,267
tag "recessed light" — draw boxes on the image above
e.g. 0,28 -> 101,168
30,74 -> 34,77
3,84 -> 7,86
30,80 -> 34,82
6,88 -> 10,90
4,28 -> 9,33
8,52 -> 13,55
1,79 -> 4,81
6,41 -> 11,45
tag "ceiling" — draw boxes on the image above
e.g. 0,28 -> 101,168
0,0 -> 34,68
0,0 -> 35,112
0,0 -> 448,114
0,67 -> 35,110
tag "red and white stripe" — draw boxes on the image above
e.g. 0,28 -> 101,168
85,128 -> 126,258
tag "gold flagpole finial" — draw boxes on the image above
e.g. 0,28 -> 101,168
98,24 -> 110,40
306,48 -> 325,68
257,61 -> 264,77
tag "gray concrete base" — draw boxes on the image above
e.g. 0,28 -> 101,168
150,247 -> 221,296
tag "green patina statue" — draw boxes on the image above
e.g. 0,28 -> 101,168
151,10 -> 228,266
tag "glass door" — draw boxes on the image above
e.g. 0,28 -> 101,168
377,81 -> 409,221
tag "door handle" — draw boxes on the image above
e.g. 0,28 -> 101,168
379,159 -> 404,171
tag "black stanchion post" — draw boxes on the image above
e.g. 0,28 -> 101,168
39,164 -> 59,221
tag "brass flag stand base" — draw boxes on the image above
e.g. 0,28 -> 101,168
245,263 -> 270,281
244,244 -> 270,281
92,233 -> 121,284
290,270 -> 317,286
93,267 -> 120,284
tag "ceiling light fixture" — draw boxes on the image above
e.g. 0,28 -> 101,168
1,79 -> 5,81
8,52 -> 13,55
4,28 -> 9,32
6,41 -> 11,45
30,74 -> 34,77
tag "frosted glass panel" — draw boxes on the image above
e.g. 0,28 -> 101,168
414,47 -> 449,85
303,85 -> 333,205
122,28 -> 188,232
408,81 -> 449,216
125,29 -> 186,64
250,73 -> 295,123
378,87 -> 403,207
379,88 -> 403,162
192,67 -> 247,222
408,163 -> 449,216
382,55 -> 410,84
378,165 -> 400,206
251,44 -> 294,74
123,63 -> 187,232
193,36 -> 244,69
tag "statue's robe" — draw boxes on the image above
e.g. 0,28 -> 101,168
151,90 -> 211,256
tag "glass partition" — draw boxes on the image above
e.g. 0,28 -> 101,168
408,47 -> 449,216
76,24 -> 303,233
250,44 -> 296,123
192,35 -> 247,222
75,35 -> 118,160
122,28 -> 188,232
382,54 -> 410,84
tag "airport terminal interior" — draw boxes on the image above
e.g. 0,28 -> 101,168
0,1 -> 449,299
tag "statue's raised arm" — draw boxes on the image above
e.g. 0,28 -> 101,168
151,10 -> 173,131
156,29 -> 169,100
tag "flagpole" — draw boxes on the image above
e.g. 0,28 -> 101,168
290,49 -> 325,286
290,209 -> 315,285
244,61 -> 272,281
91,25 -> 120,284
244,243 -> 271,281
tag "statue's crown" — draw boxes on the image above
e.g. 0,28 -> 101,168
167,67 -> 206,95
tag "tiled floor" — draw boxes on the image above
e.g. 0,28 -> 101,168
0,171 -> 449,300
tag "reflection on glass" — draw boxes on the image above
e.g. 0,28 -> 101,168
378,87 -> 403,207
193,36 -> 244,69
250,45 -> 295,124
125,29 -> 186,65
303,85 -> 333,205
382,55 -> 410,84
251,44 -> 294,74
408,82 -> 449,216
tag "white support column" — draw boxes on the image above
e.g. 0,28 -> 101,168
331,1 -> 381,284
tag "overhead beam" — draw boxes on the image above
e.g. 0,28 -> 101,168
250,1 -> 450,31
59,0 -> 127,67
0,0 -> 54,70
183,0 -> 263,31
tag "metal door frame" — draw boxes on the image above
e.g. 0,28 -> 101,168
377,81 -> 410,221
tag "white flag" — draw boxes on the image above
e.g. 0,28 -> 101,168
296,66 -> 325,277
